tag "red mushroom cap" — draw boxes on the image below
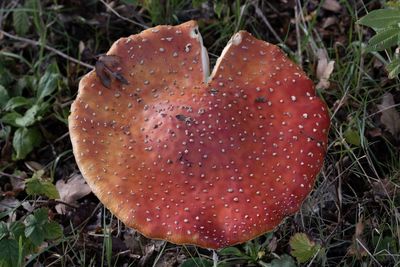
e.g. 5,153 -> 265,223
69,21 -> 329,249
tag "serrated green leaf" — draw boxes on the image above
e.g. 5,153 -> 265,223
289,233 -> 321,263
180,258 -> 213,267
387,58 -> 400,79
0,85 -> 9,107
219,247 -> 244,257
0,238 -> 19,267
12,127 -> 42,160
43,221 -> 62,240
365,26 -> 400,52
25,171 -> 59,199
1,112 -> 23,127
36,63 -> 59,102
24,208 -> 48,246
4,96 -> 33,111
12,9 -> 30,36
358,9 -> 400,30
270,254 -> 297,267
14,104 -> 40,127
26,179 -> 60,199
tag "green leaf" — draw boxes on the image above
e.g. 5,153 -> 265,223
365,26 -> 400,52
0,85 -> 9,107
0,64 -> 13,87
344,128 -> 361,146
270,254 -> 297,267
121,0 -> 139,4
0,126 -> 11,140
219,247 -> 244,257
25,170 -> 59,199
0,222 -> 8,240
9,222 -> 25,241
358,9 -> 400,30
36,63 -> 60,102
289,233 -> 321,263
1,112 -> 22,127
43,221 -> 62,240
12,127 -> 42,160
180,258 -> 213,267
192,0 -> 207,8
24,208 -> 48,246
214,2 -> 225,18
387,57 -> 400,79
12,9 -> 30,36
14,104 -> 40,127
0,238 -> 19,267
4,96 -> 33,111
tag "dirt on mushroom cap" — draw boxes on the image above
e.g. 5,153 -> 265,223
69,20 -> 330,249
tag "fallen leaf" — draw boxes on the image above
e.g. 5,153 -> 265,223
348,218 -> 368,258
95,55 -> 129,88
290,233 -> 322,263
322,17 -> 338,28
377,93 -> 400,140
55,174 -> 92,214
367,128 -> 382,138
0,197 -> 20,212
371,178 -> 396,199
9,171 -> 27,193
316,48 -> 335,90
322,0 -> 341,12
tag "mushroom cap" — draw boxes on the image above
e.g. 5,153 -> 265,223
69,21 -> 329,249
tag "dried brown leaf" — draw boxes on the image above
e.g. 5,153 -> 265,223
377,93 -> 400,140
323,17 -> 338,28
371,178 -> 397,198
316,49 -> 335,89
0,197 -> 20,212
55,174 -> 92,214
9,171 -> 27,193
95,55 -> 129,88
322,0 -> 341,12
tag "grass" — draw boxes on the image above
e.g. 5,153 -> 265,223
0,0 -> 399,266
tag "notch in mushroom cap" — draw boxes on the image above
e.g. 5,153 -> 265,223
69,21 -> 330,249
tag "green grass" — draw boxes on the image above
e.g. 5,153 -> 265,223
0,0 -> 399,266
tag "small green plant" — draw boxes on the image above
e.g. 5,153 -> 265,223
358,7 -> 400,78
0,61 -> 61,160
0,208 -> 63,267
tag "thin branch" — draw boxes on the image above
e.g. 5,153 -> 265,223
100,0 -> 148,29
0,171 -> 25,180
0,30 -> 94,69
252,2 -> 283,44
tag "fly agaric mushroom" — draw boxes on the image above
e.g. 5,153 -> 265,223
69,21 -> 329,249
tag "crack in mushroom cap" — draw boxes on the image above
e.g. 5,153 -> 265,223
69,21 -> 330,249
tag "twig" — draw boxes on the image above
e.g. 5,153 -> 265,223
252,2 -> 283,44
0,30 -> 94,70
100,0 -> 148,29
0,171 -> 25,180
294,4 -> 302,66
